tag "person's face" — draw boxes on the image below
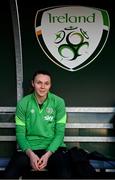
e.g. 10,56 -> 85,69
32,74 -> 51,98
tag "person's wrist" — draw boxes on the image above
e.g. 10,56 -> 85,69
26,149 -> 34,158
46,151 -> 53,158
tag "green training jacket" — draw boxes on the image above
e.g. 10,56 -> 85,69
15,92 -> 67,152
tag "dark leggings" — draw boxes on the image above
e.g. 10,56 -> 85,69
4,147 -> 72,179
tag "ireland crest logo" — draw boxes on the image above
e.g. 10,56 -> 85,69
35,6 -> 110,71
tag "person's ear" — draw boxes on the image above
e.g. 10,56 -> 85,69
50,84 -> 52,89
49,82 -> 51,89
31,80 -> 34,88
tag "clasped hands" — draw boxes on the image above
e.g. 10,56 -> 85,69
28,150 -> 52,171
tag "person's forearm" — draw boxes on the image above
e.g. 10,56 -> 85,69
47,123 -> 66,152
26,149 -> 34,158
46,151 -> 53,158
16,125 -> 31,151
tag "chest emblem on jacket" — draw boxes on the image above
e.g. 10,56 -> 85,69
30,109 -> 35,113
46,107 -> 53,114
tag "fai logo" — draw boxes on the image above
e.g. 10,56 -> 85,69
35,6 -> 110,71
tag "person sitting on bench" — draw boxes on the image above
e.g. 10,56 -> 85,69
4,70 -> 71,179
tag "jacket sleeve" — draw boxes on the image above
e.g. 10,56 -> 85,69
47,99 -> 67,152
15,101 -> 31,151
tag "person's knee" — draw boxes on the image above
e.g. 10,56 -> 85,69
16,152 -> 30,167
4,151 -> 30,179
47,151 -> 72,178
